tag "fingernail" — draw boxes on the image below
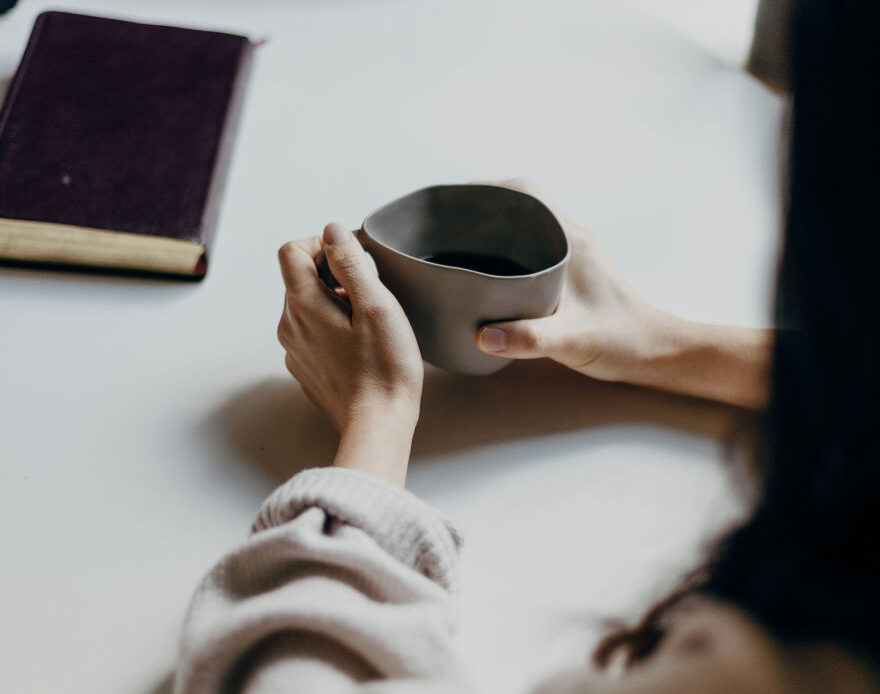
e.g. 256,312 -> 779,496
324,223 -> 351,245
479,327 -> 508,352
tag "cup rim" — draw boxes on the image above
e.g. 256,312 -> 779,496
361,183 -> 571,279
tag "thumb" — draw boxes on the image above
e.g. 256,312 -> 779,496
322,223 -> 381,309
476,315 -> 562,359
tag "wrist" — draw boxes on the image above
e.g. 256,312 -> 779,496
333,395 -> 419,487
625,314 -> 772,408
625,312 -> 704,383
344,391 -> 420,436
642,311 -> 694,365
597,307 -> 686,385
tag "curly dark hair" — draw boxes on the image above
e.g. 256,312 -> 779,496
595,0 -> 880,670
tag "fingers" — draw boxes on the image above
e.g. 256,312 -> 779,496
278,234 -> 350,352
476,315 -> 562,359
292,236 -> 323,260
278,238 -> 321,292
321,223 -> 385,312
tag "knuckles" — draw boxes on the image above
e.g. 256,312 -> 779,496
277,242 -> 303,286
277,241 -> 297,266
276,317 -> 290,346
277,294 -> 305,346
357,296 -> 390,321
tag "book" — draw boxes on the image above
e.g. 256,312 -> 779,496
0,11 -> 254,279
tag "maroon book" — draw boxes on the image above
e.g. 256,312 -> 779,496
0,11 -> 253,279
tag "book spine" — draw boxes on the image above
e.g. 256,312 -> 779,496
194,38 -> 255,278
0,12 -> 49,145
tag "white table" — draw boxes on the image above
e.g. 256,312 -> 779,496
0,2 -> 784,692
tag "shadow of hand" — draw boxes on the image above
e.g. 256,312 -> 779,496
210,359 -> 742,485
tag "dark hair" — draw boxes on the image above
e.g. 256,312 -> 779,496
596,0 -> 880,669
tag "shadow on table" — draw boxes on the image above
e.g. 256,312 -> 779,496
209,359 -> 748,484
0,260 -> 205,313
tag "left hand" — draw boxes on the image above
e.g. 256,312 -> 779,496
475,179 -> 771,409
475,178 -> 669,383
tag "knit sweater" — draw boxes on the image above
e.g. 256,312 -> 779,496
175,467 -> 483,694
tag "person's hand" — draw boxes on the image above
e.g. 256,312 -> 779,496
475,179 -> 772,408
277,223 -> 423,485
475,179 -> 671,383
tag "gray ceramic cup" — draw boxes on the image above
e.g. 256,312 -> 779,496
327,184 -> 570,375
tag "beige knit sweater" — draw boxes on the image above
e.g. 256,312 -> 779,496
175,467 -> 508,694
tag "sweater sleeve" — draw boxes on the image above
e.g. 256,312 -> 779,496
174,467 -> 470,694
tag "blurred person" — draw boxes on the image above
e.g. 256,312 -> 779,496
174,1 -> 880,692
748,0 -> 795,90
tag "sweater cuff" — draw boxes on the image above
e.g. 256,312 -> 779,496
251,467 -> 462,593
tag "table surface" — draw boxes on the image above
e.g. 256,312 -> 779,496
0,1 -> 784,692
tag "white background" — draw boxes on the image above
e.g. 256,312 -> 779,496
0,1 -> 782,692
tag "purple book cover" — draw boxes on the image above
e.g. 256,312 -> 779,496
0,11 -> 253,278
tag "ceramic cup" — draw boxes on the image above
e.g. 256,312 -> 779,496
321,184 -> 570,375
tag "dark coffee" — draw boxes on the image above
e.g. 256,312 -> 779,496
420,251 -> 533,276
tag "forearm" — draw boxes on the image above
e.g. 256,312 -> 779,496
627,315 -> 773,409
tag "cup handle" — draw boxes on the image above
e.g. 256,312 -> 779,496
315,228 -> 376,290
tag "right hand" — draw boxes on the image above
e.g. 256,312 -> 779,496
277,224 -> 424,486
277,224 -> 423,436
475,179 -> 672,383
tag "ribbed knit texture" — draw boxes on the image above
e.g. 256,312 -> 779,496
252,468 -> 462,593
174,467 -> 471,694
